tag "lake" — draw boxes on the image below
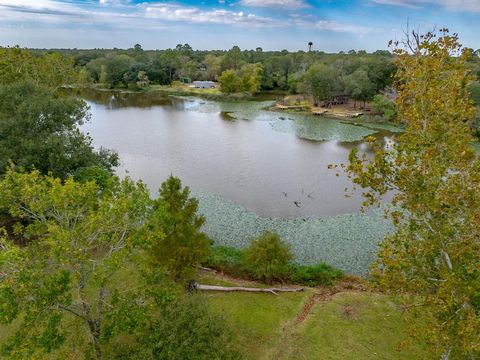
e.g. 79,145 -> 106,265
79,89 -> 396,274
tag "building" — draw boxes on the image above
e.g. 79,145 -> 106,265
193,81 -> 215,89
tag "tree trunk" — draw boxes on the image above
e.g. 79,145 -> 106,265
194,283 -> 303,295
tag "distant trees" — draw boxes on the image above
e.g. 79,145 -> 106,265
344,68 -> 376,108
38,44 -> 395,97
221,46 -> 245,71
218,63 -> 264,95
0,47 -> 77,88
372,94 -> 397,120
299,63 -> 336,106
219,69 -> 242,94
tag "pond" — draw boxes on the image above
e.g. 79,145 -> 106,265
79,89 -> 397,274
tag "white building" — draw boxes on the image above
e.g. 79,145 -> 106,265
193,81 -> 215,89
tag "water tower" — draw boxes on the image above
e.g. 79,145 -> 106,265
308,41 -> 313,52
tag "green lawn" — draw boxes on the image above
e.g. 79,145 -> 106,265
200,275 -> 433,360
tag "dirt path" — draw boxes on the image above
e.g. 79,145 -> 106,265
294,279 -> 368,326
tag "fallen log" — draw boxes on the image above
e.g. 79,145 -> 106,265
193,283 -> 304,296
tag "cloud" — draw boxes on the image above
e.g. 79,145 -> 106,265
314,20 -> 372,34
241,0 -> 307,8
142,3 -> 277,27
0,0 -> 373,36
371,0 -> 480,12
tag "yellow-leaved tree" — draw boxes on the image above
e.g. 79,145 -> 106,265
345,30 -> 480,359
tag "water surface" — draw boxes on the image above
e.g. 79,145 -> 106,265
80,90 -> 395,219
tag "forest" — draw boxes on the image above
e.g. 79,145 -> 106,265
0,29 -> 480,359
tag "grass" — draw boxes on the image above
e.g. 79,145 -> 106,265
0,269 -> 433,360
199,274 -> 433,360
287,292 -> 433,360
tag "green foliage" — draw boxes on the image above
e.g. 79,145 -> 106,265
372,94 -> 397,121
0,168 -> 154,359
244,232 -> 292,283
219,69 -> 242,94
0,81 -> 118,179
205,246 -> 247,277
205,245 -> 343,286
299,63 -> 336,106
0,47 -> 77,88
240,63 -> 264,94
469,81 -> 480,105
221,46 -> 245,71
344,68 -> 376,107
345,30 -> 480,358
289,262 -> 344,286
146,176 -> 211,281
122,296 -> 241,360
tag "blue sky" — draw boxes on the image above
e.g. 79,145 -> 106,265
0,0 -> 478,51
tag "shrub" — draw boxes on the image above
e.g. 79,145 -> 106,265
372,94 -> 397,121
218,70 -> 242,94
204,246 -> 247,277
244,232 -> 292,283
290,262 -> 344,286
104,296 -> 241,360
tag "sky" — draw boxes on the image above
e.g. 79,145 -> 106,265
0,0 -> 478,52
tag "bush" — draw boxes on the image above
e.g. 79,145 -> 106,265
290,262 -> 344,286
105,296 -> 241,360
204,246 -> 247,277
372,94 -> 397,121
244,232 -> 292,283
204,244 -> 344,286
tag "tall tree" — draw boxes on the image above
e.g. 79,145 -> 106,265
0,82 -> 118,179
219,69 -> 242,94
299,63 -> 336,106
0,169 -> 153,359
344,68 -> 376,108
344,30 -> 480,358
145,176 -> 210,281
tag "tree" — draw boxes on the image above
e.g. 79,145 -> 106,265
372,94 -> 397,121
344,30 -> 480,358
0,169 -> 154,359
344,68 -> 376,108
203,54 -> 222,80
244,232 -> 292,283
221,46 -> 244,71
299,63 -> 336,106
0,47 -> 77,89
103,54 -> 135,88
218,69 -> 242,94
146,176 -> 210,281
0,82 -> 118,179
240,63 -> 263,94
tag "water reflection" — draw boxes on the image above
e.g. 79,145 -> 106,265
79,90 -> 395,218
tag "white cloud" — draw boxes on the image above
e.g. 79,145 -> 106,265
241,0 -> 307,8
371,0 -> 480,12
142,3 -> 277,27
314,20 -> 372,34
0,0 -> 373,36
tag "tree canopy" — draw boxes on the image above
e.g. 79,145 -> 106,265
0,82 -> 117,179
344,30 -> 480,358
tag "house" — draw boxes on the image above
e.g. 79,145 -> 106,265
193,81 -> 215,89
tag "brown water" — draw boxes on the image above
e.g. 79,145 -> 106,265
80,90 -> 393,218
